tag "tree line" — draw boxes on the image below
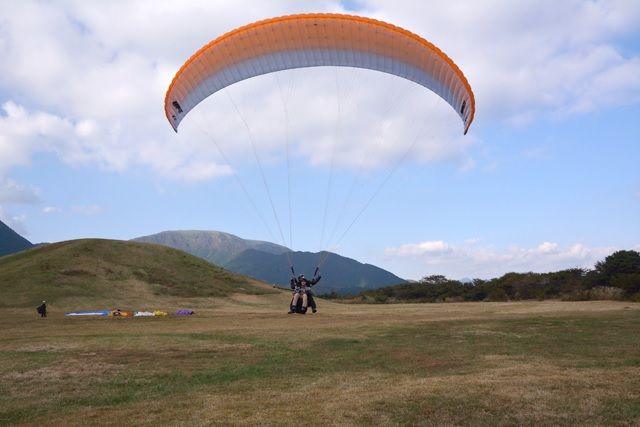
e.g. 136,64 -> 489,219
321,250 -> 640,303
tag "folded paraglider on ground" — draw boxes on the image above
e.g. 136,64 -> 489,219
64,309 -> 182,317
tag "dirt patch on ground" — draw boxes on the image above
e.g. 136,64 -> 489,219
3,356 -> 121,382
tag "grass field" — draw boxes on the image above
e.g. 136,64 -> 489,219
1,295 -> 639,426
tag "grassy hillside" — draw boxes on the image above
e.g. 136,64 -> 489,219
0,239 -> 275,308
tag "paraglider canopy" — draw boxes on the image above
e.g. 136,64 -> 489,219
164,13 -> 475,134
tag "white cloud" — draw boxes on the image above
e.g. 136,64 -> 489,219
0,99 -> 236,182
72,204 -> 102,216
365,0 -> 640,123
43,206 -> 61,214
458,157 -> 476,173
385,240 -> 453,256
0,102 -> 72,173
0,178 -> 39,204
536,242 -> 559,254
180,68 -> 477,171
0,206 -> 28,235
384,239 -> 616,279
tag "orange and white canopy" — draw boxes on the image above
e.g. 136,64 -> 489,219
165,13 -> 475,134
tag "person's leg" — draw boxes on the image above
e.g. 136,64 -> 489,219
301,292 -> 308,313
290,292 -> 299,313
308,294 -> 317,313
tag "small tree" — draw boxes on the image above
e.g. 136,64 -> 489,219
471,278 -> 486,287
420,274 -> 448,285
595,250 -> 640,286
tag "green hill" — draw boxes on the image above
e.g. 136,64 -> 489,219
0,219 -> 33,257
0,239 -> 275,308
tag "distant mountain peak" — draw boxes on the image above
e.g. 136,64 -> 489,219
132,230 -> 405,294
0,220 -> 33,257
132,230 -> 290,267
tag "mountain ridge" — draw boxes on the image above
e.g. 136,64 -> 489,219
0,220 -> 34,257
132,230 -> 405,294
226,248 -> 404,294
133,230 -> 289,266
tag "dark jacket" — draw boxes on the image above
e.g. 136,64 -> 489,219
290,275 -> 322,290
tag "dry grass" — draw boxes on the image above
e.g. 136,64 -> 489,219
1,296 -> 638,426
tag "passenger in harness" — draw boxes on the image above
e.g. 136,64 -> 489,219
288,271 -> 321,314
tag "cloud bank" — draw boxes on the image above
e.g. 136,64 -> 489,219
384,239 -> 618,279
0,0 -> 638,187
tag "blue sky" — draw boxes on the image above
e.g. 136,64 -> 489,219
0,1 -> 639,279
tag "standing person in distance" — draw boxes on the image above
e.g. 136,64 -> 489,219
37,301 -> 47,318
